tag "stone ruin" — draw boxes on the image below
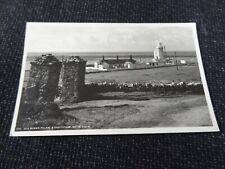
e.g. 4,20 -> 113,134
24,54 -> 86,118
26,54 -> 62,103
61,56 -> 86,104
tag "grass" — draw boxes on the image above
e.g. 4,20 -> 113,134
85,66 -> 201,84
23,65 -> 201,87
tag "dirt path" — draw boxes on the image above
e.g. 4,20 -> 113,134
63,94 -> 212,129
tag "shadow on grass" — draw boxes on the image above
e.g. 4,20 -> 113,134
61,104 -> 130,112
81,90 -> 186,102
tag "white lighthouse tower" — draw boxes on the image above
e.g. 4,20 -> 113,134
153,42 -> 165,62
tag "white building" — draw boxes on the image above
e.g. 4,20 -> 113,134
153,42 -> 165,62
95,56 -> 136,70
124,61 -> 135,69
180,60 -> 187,64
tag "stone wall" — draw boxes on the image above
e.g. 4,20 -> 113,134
61,56 -> 86,104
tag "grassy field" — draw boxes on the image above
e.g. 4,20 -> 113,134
85,66 -> 201,84
23,65 -> 201,87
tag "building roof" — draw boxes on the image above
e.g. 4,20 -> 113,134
100,58 -> 136,65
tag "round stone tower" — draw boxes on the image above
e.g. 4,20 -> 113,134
61,56 -> 86,104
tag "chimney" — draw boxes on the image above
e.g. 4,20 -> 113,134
102,56 -> 105,61
117,56 -> 119,60
130,55 -> 132,60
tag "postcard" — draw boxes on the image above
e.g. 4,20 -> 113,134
10,22 -> 219,136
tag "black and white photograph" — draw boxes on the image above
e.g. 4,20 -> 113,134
10,23 -> 219,136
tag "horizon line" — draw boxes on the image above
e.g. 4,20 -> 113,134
27,51 -> 196,54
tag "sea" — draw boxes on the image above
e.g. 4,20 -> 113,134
25,51 -> 197,70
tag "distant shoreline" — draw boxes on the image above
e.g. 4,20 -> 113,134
26,51 -> 197,57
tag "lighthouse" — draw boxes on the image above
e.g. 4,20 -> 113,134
153,42 -> 165,61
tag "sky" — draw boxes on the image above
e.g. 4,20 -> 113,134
25,23 -> 196,53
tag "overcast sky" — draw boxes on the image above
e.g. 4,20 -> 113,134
25,23 -> 196,53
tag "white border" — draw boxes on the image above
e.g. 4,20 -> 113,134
10,23 -> 219,137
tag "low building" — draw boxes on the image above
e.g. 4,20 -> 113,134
124,61 -> 135,69
179,60 -> 187,64
95,56 -> 136,70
